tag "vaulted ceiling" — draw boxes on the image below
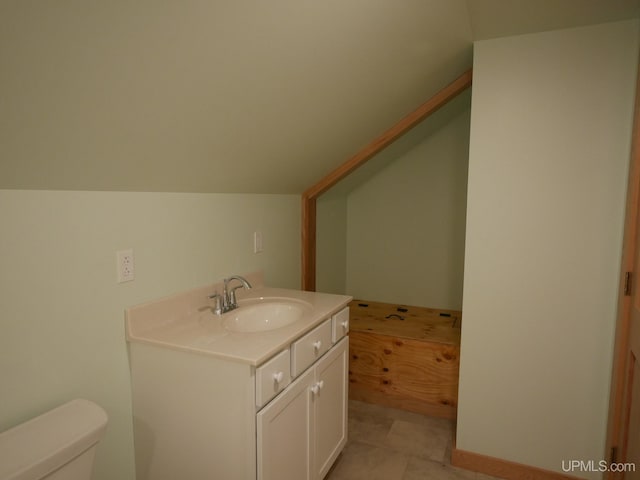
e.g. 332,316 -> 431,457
1,0 -> 638,194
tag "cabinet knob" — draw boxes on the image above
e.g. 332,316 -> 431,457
341,320 -> 349,331
310,381 -> 324,396
273,371 -> 284,383
313,340 -> 322,351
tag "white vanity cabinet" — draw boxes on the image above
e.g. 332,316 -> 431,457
128,304 -> 350,480
257,336 -> 348,480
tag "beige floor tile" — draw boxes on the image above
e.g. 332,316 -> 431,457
348,401 -> 396,447
476,472 -> 503,480
384,418 -> 452,463
326,400 -> 474,480
327,441 -> 409,480
402,456 -> 478,480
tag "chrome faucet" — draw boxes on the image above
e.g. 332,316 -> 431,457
208,275 -> 252,315
224,275 -> 252,311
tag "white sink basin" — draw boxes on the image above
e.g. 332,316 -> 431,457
224,298 -> 311,333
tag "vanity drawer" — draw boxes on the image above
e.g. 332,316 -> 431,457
291,318 -> 332,377
332,307 -> 349,342
256,349 -> 291,408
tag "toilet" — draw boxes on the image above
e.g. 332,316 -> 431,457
0,399 -> 108,480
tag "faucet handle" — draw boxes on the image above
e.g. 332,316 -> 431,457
228,285 -> 245,309
207,291 -> 223,315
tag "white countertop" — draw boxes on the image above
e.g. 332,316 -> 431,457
126,285 -> 352,366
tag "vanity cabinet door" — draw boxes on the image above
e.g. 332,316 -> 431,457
256,336 -> 349,480
256,367 -> 314,480
313,337 -> 348,480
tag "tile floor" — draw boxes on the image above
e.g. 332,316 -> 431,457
325,400 -> 498,480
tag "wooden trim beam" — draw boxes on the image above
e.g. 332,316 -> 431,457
301,68 -> 473,291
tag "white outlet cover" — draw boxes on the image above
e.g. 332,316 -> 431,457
117,249 -> 135,283
253,231 -> 263,254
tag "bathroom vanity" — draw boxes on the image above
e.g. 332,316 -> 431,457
126,277 -> 351,480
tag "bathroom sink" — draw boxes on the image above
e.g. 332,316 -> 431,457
224,298 -> 311,333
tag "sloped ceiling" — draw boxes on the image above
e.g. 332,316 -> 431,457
0,1 -> 637,194
468,0 -> 640,40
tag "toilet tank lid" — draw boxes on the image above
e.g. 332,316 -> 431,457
0,399 -> 108,480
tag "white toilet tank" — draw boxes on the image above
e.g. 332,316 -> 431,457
0,399 -> 108,480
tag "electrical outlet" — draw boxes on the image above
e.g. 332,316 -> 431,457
116,249 -> 135,283
253,231 -> 263,254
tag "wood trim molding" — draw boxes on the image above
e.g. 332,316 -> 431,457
605,52 -> 640,475
451,446 -> 584,480
301,68 -> 473,290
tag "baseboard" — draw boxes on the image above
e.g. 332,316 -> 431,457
451,444 -> 584,480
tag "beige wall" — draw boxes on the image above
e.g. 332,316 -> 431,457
457,20 -> 639,478
343,95 -> 470,309
316,191 -> 348,294
0,190 -> 300,480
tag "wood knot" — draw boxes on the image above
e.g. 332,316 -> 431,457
394,340 -> 403,347
383,349 -> 392,355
